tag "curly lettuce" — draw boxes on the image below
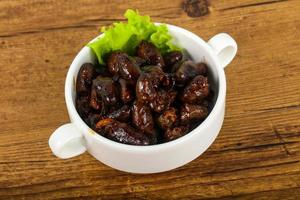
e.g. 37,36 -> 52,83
87,9 -> 180,65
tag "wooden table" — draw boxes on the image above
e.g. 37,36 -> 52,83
1,0 -> 300,199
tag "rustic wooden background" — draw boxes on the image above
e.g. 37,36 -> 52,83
0,0 -> 300,199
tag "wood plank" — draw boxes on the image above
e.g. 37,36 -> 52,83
0,0 -> 300,199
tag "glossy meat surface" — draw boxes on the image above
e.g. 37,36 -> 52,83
75,41 -> 213,145
181,75 -> 210,103
95,118 -> 150,145
137,41 -> 165,69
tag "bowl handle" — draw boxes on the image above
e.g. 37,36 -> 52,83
208,33 -> 238,68
49,123 -> 87,159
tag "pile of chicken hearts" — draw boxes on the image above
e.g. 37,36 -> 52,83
76,41 -> 213,145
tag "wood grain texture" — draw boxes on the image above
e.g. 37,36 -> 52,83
0,0 -> 300,199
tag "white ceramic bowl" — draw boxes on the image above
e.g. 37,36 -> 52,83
49,24 -> 237,173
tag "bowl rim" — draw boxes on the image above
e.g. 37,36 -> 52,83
65,23 -> 226,152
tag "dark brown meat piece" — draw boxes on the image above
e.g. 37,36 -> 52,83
132,101 -> 156,143
157,107 -> 178,130
141,65 -> 165,87
164,126 -> 189,142
180,103 -> 208,125
92,76 -> 119,106
95,118 -> 150,145
136,73 -> 157,102
75,95 -> 91,119
163,51 -> 183,70
89,85 -> 102,111
136,65 -> 176,106
149,90 -> 177,113
137,41 -> 165,69
76,63 -> 96,95
106,105 -> 131,122
181,75 -> 209,104
173,60 -> 208,84
162,73 -> 175,90
107,51 -> 141,80
118,78 -> 134,104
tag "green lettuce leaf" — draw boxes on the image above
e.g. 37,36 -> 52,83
87,9 -> 180,65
